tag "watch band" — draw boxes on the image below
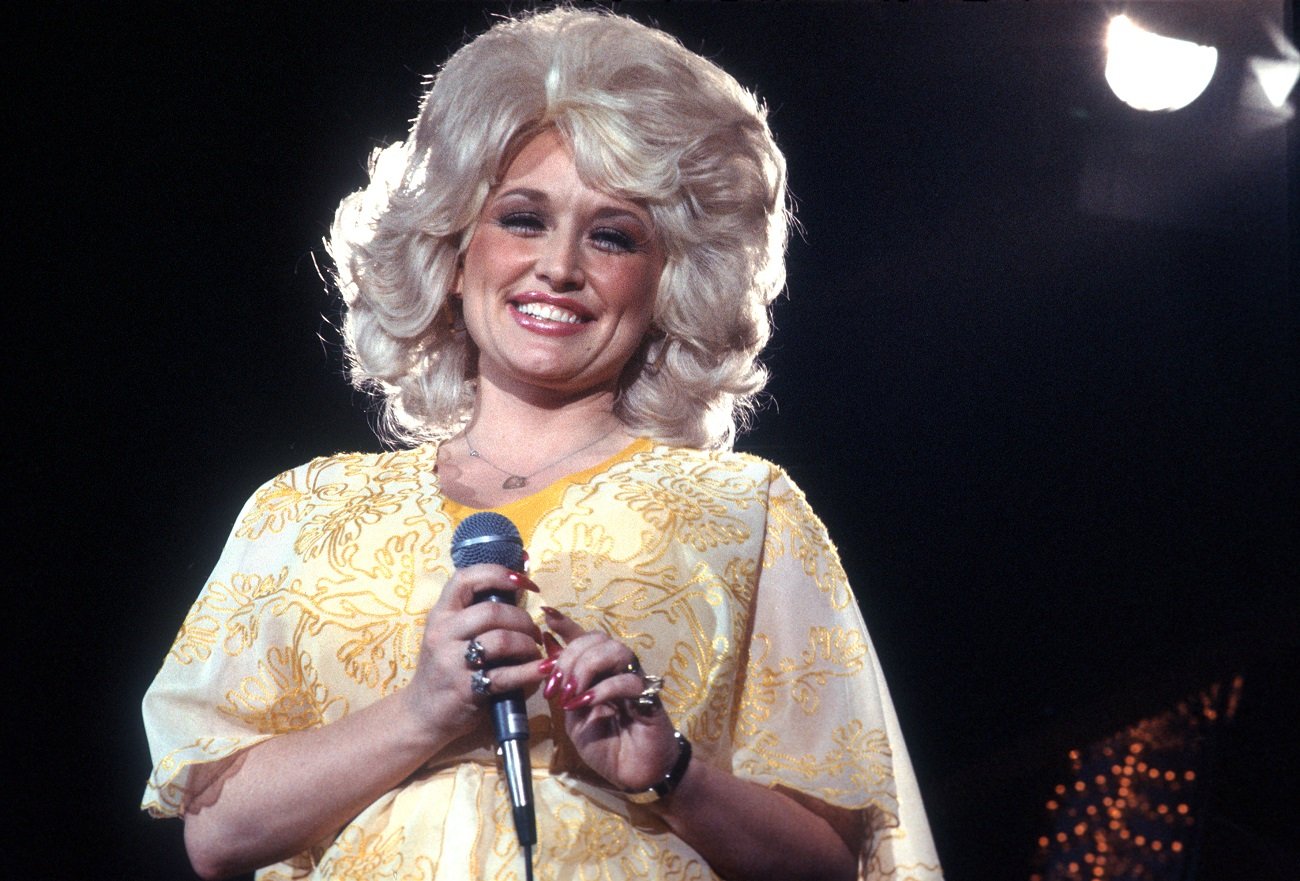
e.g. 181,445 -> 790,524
625,731 -> 692,804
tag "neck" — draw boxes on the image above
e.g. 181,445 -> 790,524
471,379 -> 620,440
437,378 -> 631,507
461,376 -> 629,472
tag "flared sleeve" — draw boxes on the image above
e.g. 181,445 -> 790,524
140,447 -> 445,825
732,465 -> 943,881
141,475 -> 304,819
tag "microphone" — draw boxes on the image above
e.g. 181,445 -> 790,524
450,512 -> 537,855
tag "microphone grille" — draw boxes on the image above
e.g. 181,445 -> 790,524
450,511 -> 525,570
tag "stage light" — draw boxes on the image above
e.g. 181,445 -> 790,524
1105,15 -> 1218,112
1249,56 -> 1299,108
1253,15 -> 1300,110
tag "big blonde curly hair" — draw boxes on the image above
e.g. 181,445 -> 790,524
328,7 -> 789,450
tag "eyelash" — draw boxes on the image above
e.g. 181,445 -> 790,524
496,212 -> 640,254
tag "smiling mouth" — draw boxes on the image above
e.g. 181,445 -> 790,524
512,301 -> 587,324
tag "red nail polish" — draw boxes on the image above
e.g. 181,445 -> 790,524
542,632 -> 563,658
506,571 -> 541,593
538,658 -> 555,675
562,690 -> 596,711
541,605 -> 562,617
561,678 -> 578,702
544,669 -> 563,700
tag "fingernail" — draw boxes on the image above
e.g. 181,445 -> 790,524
541,605 -> 564,617
538,658 -> 555,676
544,669 -> 564,700
562,690 -> 596,711
561,678 -> 578,702
506,571 -> 540,593
542,632 -> 564,658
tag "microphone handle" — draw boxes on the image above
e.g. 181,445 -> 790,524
477,590 -> 537,849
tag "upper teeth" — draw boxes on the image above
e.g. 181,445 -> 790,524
516,302 -> 582,324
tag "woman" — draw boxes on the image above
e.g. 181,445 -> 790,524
141,9 -> 942,881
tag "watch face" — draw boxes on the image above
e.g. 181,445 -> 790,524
623,732 -> 691,805
624,787 -> 662,805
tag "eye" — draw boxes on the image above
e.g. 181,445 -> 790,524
590,227 -> 639,254
497,212 -> 546,234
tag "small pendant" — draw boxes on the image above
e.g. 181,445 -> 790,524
502,475 -> 528,490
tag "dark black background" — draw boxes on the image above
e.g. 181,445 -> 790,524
19,2 -> 1295,879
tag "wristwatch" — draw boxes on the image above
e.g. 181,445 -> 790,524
625,731 -> 692,804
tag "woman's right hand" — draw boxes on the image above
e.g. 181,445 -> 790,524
182,563 -> 545,880
399,563 -> 546,743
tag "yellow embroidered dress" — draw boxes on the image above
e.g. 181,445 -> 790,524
142,441 -> 942,880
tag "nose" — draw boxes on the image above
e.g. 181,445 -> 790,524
535,231 -> 585,292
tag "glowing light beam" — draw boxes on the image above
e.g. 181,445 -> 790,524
1105,15 -> 1218,112
1249,56 -> 1299,108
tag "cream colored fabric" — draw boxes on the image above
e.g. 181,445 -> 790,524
142,443 -> 943,880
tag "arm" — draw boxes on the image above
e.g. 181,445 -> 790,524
182,687 -> 446,880
649,760 -> 859,881
181,565 -> 546,880
542,608 -> 859,881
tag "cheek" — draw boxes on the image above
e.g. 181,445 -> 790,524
601,262 -> 661,318
462,229 -> 532,286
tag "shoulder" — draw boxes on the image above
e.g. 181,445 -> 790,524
235,444 -> 441,541
637,442 -> 784,486
644,446 -> 830,535
621,443 -> 810,523
250,444 -> 440,501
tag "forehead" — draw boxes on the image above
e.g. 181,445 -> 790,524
495,130 -> 650,219
498,129 -> 571,180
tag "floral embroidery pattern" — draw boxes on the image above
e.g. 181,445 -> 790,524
142,443 -> 941,880
219,645 -> 347,734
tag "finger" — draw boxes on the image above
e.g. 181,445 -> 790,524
539,627 -> 593,702
567,636 -> 634,689
541,605 -> 586,642
542,632 -> 565,659
452,602 -> 544,646
555,636 -> 640,702
436,565 -> 540,612
467,657 -> 548,700
460,629 -> 546,669
558,668 -> 647,713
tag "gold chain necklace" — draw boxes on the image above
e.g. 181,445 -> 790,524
465,424 -> 619,490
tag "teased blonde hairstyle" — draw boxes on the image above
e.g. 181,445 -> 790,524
328,6 -> 788,449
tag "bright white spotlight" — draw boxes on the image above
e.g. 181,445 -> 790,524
1105,15 -> 1218,112
1249,56 -> 1299,108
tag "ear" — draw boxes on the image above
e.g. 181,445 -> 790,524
450,262 -> 464,298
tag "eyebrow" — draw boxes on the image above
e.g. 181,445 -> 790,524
493,187 -> 653,227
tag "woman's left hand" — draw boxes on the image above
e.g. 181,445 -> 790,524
541,607 -> 859,881
541,607 -> 679,792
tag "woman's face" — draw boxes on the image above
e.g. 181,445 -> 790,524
456,130 -> 664,404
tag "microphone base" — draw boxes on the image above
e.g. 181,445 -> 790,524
500,737 -> 537,848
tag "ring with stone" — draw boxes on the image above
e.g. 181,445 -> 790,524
471,669 -> 492,696
636,674 -> 664,710
464,638 -> 486,668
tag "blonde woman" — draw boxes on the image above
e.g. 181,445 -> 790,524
142,9 -> 942,881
